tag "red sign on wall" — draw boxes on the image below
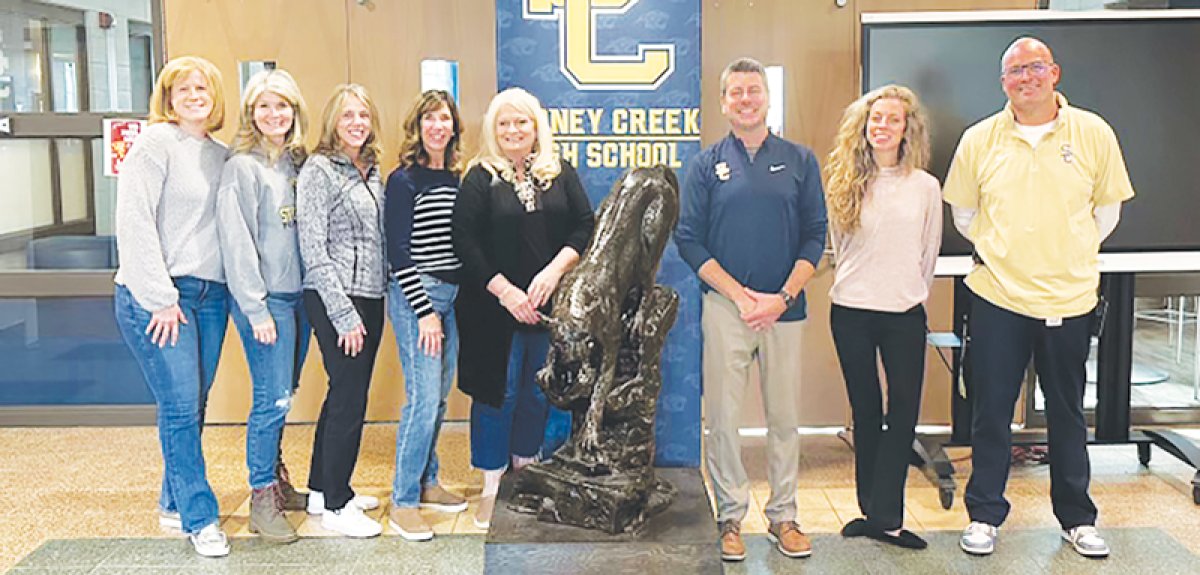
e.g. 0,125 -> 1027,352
103,119 -> 146,177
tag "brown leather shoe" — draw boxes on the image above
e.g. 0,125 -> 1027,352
720,519 -> 746,562
420,484 -> 468,513
275,461 -> 308,511
768,520 -> 812,558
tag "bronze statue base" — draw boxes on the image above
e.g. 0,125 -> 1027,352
511,455 -> 676,535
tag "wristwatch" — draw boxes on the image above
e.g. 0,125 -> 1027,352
779,289 -> 796,309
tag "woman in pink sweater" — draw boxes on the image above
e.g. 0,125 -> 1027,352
825,85 -> 942,550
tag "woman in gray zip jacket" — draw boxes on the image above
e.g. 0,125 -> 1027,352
215,69 -> 311,543
296,84 -> 387,538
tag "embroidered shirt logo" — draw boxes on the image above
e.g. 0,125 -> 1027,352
1061,143 -> 1075,165
715,161 -> 731,181
769,164 -> 786,173
280,206 -> 297,228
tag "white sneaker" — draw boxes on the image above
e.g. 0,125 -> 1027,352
189,523 -> 230,557
159,510 -> 181,530
960,521 -> 998,555
306,490 -> 380,515
1063,525 -> 1109,558
321,503 -> 382,538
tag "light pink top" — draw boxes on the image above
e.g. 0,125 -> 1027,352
829,166 -> 943,313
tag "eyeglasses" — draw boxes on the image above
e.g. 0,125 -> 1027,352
1002,61 -> 1052,79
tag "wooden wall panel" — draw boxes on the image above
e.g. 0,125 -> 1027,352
345,0 -> 498,176
162,0 -> 349,145
344,0 -> 497,422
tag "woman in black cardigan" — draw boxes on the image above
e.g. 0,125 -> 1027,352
452,87 -> 594,530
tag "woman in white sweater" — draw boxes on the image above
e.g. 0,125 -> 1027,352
825,84 -> 942,550
113,56 -> 232,557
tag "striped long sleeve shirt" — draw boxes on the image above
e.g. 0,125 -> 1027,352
384,164 -> 461,317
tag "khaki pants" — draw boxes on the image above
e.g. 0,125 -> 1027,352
702,291 -> 803,524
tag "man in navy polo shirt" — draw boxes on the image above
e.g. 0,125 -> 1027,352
675,57 -> 827,562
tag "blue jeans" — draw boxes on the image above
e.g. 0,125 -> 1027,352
114,277 -> 229,534
231,292 -> 311,490
471,330 -> 551,471
388,275 -> 459,507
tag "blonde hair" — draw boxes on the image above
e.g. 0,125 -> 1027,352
232,69 -> 309,167
824,84 -> 930,233
397,90 -> 464,174
313,84 -> 382,165
470,87 -> 560,184
148,56 -> 225,132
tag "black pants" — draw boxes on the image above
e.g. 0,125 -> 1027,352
304,290 -> 384,511
964,291 -> 1097,530
830,303 -> 927,531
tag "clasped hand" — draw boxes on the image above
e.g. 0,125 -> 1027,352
737,287 -> 788,332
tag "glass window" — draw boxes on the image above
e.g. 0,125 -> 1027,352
0,2 -> 155,114
0,139 -> 53,238
57,139 -> 89,223
92,137 -> 117,237
47,19 -> 83,113
0,294 -> 152,406
0,16 -> 46,112
1032,290 -> 1200,418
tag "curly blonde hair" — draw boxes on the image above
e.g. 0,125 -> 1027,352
825,84 -> 930,233
231,69 -> 309,168
397,90 -> 464,174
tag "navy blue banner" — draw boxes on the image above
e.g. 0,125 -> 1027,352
497,0 -> 702,467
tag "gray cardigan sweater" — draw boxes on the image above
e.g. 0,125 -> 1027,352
114,122 -> 229,311
297,152 -> 386,335
216,150 -> 304,325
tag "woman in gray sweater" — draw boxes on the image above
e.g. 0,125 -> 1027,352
296,84 -> 386,538
113,56 -> 232,557
215,69 -> 311,543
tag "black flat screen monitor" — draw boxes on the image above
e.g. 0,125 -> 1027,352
862,11 -> 1200,257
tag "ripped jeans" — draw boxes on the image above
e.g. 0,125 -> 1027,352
231,291 -> 311,489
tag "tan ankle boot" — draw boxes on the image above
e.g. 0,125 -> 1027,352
275,461 -> 308,511
250,483 -> 299,543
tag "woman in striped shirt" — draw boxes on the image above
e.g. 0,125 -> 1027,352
383,90 -> 468,540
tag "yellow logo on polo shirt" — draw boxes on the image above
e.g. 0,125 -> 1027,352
715,161 -> 730,181
524,0 -> 674,90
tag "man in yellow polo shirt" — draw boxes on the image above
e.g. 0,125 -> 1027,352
943,37 -> 1134,559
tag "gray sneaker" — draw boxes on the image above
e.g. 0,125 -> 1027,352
960,521 -> 998,555
1062,525 -> 1109,558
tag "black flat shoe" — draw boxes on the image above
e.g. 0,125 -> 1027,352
865,523 -> 928,550
841,517 -> 868,537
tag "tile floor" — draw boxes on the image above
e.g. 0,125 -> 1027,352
3,423 -> 1200,572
